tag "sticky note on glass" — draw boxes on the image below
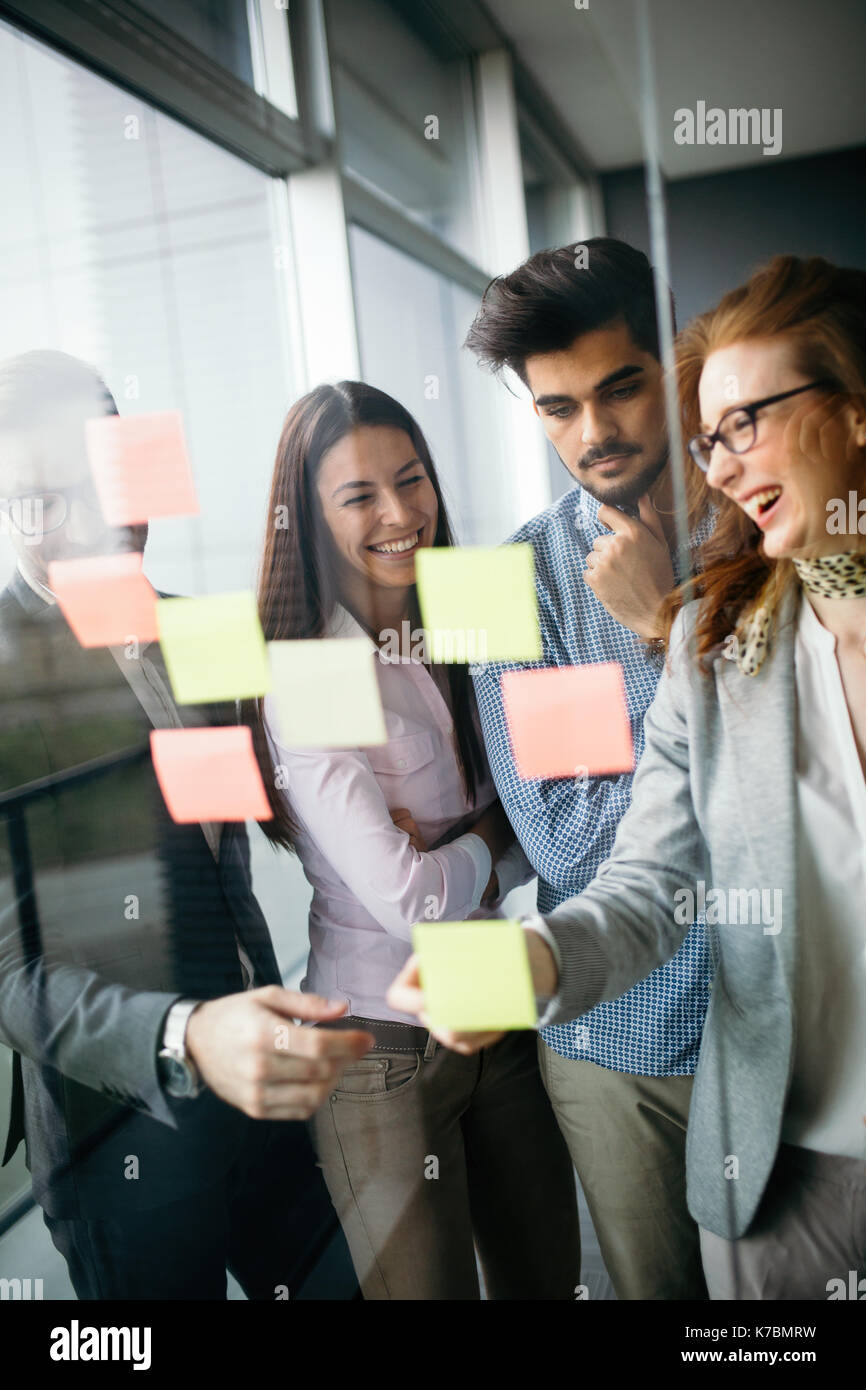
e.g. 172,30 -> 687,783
49,552 -> 158,647
150,727 -> 272,823
502,662 -> 634,779
156,592 -> 271,704
85,410 -> 199,526
415,545 -> 541,663
269,638 -> 387,747
412,921 -> 537,1030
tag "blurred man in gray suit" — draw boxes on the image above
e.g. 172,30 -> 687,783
0,351 -> 373,1299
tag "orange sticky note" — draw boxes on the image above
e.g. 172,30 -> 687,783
150,727 -> 272,823
49,552 -> 158,647
501,663 -> 634,779
85,410 -> 199,525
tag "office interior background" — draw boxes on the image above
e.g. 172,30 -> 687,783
1,0 -> 864,1298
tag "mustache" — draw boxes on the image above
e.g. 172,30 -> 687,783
578,444 -> 641,469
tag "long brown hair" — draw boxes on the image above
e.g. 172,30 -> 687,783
249,380 -> 486,849
663,255 -> 866,664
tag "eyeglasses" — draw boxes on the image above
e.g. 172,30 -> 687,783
0,480 -> 103,537
687,380 -> 833,473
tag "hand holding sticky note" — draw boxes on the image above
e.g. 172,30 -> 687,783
415,545 -> 542,663
412,921 -> 537,1031
501,663 -> 634,779
156,591 -> 270,704
269,638 -> 387,747
49,552 -> 158,647
150,727 -> 272,823
85,410 -> 199,526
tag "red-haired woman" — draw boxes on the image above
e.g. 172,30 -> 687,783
392,256 -> 866,1299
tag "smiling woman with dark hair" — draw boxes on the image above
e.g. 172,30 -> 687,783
251,380 -> 580,1301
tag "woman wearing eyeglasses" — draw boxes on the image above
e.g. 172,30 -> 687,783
390,255 -> 866,1299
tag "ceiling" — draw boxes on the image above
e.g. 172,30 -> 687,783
492,0 -> 866,179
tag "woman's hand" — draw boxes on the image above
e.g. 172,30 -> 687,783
391,806 -> 426,852
386,930 -> 558,1056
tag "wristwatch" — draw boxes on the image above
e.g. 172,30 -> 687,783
157,998 -> 204,1099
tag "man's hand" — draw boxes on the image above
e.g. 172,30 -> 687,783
185,987 -> 374,1120
585,495 -> 674,638
386,930 -> 558,1056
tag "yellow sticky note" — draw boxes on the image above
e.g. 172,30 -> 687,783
415,545 -> 542,663
269,638 -> 387,747
412,921 -> 537,1031
156,592 -> 271,704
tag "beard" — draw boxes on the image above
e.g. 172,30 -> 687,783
572,442 -> 669,509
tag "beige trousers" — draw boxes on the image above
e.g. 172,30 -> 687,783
538,1041 -> 708,1300
312,1030 -> 581,1300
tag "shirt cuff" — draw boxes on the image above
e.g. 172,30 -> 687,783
453,831 -> 493,906
520,914 -> 562,1028
493,841 -> 535,902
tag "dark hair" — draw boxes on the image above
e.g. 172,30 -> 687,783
0,349 -> 118,436
250,380 -> 487,850
464,238 -> 666,384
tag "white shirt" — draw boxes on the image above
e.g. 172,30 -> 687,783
782,594 -> 866,1159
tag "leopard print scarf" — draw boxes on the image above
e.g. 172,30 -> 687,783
725,551 -> 866,677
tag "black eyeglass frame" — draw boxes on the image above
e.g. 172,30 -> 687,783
687,379 -> 834,472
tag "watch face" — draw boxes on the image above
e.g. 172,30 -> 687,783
160,1053 -> 196,1098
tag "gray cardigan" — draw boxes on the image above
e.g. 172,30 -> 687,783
541,589 -> 803,1240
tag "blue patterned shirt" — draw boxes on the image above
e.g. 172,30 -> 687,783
472,484 -> 714,1074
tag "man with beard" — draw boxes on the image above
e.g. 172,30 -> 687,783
464,239 -> 713,1299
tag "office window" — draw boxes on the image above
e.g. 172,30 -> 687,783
349,224 -> 520,546
328,0 -> 483,264
0,19 -> 295,598
133,0 -> 256,86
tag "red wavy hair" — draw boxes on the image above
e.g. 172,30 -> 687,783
663,255 -> 866,665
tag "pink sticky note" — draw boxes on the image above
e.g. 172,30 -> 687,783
501,663 -> 634,779
85,411 -> 199,525
150,727 -> 273,823
49,552 -> 158,647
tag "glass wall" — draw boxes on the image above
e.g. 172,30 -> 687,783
0,17 -> 315,1228
0,0 -> 591,1286
0,20 -> 295,599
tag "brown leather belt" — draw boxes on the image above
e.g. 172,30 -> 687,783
318,1014 -> 430,1053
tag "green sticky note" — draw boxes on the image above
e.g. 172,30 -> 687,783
269,638 -> 388,747
415,545 -> 542,664
156,592 -> 271,704
412,921 -> 537,1031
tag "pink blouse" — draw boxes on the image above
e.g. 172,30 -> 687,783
264,607 -> 530,1023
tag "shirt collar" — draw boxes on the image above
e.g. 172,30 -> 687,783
797,589 -> 836,655
7,563 -> 61,622
324,603 -> 379,653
